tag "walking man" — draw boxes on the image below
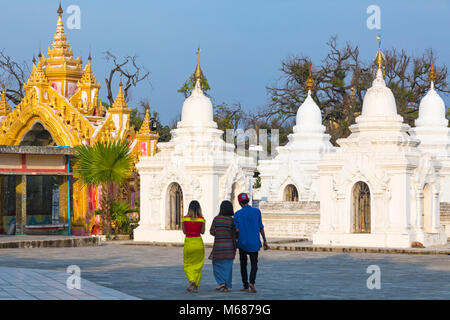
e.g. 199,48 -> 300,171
233,193 -> 269,293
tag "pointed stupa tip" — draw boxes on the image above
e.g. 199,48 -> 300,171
306,62 -> 314,92
194,46 -> 203,84
57,1 -> 63,15
32,53 -> 36,65
429,50 -> 437,88
374,32 -> 384,72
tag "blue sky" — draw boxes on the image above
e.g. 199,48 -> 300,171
1,0 -> 449,124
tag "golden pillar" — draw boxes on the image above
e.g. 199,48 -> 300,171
15,175 -> 27,235
0,176 -> 3,233
58,175 -> 68,225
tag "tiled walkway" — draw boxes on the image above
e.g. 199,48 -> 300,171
0,266 -> 139,300
0,242 -> 448,299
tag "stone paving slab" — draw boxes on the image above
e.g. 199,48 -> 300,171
269,240 -> 450,255
125,238 -> 450,255
0,266 -> 139,300
0,243 -> 448,299
0,235 -> 100,249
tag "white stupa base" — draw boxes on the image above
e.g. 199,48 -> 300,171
134,224 -> 214,244
312,229 -> 447,248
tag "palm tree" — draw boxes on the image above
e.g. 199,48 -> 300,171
74,140 -> 133,234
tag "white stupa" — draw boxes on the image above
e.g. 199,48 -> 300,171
409,54 -> 450,205
134,54 -> 256,243
258,66 -> 335,203
313,36 -> 447,248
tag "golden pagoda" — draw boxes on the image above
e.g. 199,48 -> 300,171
0,4 -> 159,235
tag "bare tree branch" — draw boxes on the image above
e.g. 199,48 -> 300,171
0,49 -> 30,104
103,50 -> 151,105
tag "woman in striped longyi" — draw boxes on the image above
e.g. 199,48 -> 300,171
209,200 -> 237,292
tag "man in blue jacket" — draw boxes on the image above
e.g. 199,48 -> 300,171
233,193 -> 269,293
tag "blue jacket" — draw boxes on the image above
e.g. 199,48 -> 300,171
233,205 -> 264,252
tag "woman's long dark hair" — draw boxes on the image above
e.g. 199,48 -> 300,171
187,200 -> 202,218
219,200 -> 234,217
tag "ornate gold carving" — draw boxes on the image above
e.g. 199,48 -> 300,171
0,84 -> 12,116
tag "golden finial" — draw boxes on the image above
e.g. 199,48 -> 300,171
88,45 -> 92,61
32,53 -> 36,65
57,1 -> 63,16
429,50 -> 437,83
139,105 -> 152,134
194,47 -> 203,82
374,32 -> 384,69
111,80 -> 128,110
306,62 -> 314,91
1,83 -> 5,102
0,83 -> 11,116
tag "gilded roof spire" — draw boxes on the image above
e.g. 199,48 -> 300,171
374,32 -> 384,70
111,80 -> 128,110
57,1 -> 63,16
138,105 -> 152,134
306,62 -> 314,92
51,1 -> 70,55
0,84 -> 11,116
78,51 -> 100,88
194,47 -> 203,83
429,50 -> 437,88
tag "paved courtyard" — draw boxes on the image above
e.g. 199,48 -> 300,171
0,242 -> 449,299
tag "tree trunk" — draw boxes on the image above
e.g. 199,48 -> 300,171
100,183 -> 113,235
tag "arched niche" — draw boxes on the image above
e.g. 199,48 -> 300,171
166,182 -> 183,230
351,181 -> 371,233
284,184 -> 299,202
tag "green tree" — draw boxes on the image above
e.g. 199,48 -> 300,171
74,141 -> 133,234
178,72 -> 211,98
213,102 -> 246,131
110,201 -> 138,234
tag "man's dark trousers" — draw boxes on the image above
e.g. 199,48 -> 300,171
239,248 -> 258,289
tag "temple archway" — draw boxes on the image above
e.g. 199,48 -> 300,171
284,184 -> 299,202
19,122 -> 57,146
351,181 -> 371,233
423,184 -> 432,233
167,182 -> 183,230
0,106 -> 78,146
